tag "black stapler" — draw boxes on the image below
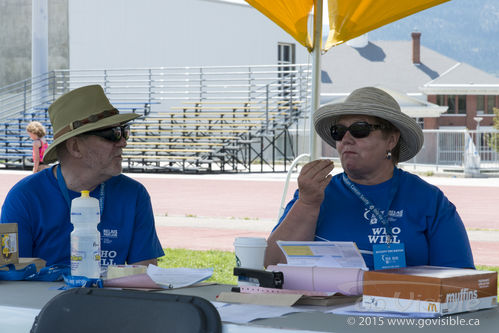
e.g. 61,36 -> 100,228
233,267 -> 284,289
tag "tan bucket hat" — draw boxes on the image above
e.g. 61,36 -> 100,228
313,87 -> 424,162
43,85 -> 140,163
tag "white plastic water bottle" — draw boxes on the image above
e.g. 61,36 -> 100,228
70,190 -> 101,278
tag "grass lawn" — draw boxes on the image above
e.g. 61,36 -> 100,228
158,248 -> 238,285
158,248 -> 499,300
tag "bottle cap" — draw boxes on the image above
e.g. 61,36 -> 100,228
80,190 -> 90,197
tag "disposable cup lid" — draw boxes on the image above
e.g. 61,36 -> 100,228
234,237 -> 267,247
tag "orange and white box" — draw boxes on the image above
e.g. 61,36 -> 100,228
363,266 -> 497,315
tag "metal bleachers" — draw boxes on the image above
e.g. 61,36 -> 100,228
0,65 -> 312,172
0,107 -> 52,168
123,99 -> 305,172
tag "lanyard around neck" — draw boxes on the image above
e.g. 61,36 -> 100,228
342,167 -> 400,244
56,165 -> 105,216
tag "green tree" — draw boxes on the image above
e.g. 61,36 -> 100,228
488,107 -> 499,152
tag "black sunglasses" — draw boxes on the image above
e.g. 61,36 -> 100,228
85,125 -> 130,142
330,121 -> 384,141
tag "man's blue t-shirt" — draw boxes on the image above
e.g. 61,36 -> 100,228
277,169 -> 474,270
0,166 -> 165,266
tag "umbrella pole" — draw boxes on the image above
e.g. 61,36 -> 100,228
310,0 -> 323,161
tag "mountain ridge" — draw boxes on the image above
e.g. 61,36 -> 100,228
367,0 -> 499,77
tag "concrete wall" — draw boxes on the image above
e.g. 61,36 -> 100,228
0,0 -> 32,86
1,0 -> 309,85
68,0 -> 309,69
0,0 -> 68,87
48,0 -> 69,74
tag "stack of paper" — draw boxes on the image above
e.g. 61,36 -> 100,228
103,264 -> 213,290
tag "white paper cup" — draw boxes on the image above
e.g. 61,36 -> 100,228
234,237 -> 267,270
234,237 -> 267,286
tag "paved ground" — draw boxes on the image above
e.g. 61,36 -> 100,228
1,167 -> 498,266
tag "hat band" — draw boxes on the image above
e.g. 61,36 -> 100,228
54,109 -> 119,139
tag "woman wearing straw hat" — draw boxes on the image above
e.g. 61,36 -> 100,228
1,85 -> 164,268
265,87 -> 474,270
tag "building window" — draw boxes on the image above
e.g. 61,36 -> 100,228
436,95 -> 445,106
436,95 -> 468,114
415,118 -> 424,128
477,95 -> 485,113
487,95 -> 495,113
447,95 -> 456,113
278,43 -> 295,65
277,43 -> 296,100
458,95 -> 466,114
474,95 -> 499,114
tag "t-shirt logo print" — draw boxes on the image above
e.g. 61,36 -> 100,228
363,208 -> 379,225
102,229 -> 118,245
103,229 -> 118,238
367,209 -> 405,244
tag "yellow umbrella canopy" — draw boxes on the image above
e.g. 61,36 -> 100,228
246,0 -> 450,161
246,0 -> 450,52
245,0 -> 314,50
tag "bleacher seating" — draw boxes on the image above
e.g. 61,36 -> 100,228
0,99 -> 304,172
0,116 -> 53,169
121,100 -> 304,172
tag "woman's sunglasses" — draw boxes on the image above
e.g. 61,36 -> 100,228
330,121 -> 384,141
85,125 -> 130,142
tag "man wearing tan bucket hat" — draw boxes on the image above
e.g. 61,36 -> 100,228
265,87 -> 474,270
1,85 -> 164,267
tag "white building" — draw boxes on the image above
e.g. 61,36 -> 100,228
68,0 -> 310,69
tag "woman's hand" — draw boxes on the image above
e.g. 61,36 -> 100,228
265,159 -> 334,267
297,159 -> 335,207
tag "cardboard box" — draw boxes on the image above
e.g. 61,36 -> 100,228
106,265 -> 147,279
363,266 -> 497,315
0,257 -> 46,272
0,223 -> 19,265
17,257 -> 46,271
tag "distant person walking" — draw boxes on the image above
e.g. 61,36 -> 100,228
26,121 -> 49,173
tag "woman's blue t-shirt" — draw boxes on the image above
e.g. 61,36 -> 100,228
277,169 -> 474,270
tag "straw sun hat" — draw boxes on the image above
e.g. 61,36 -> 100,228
43,85 -> 140,163
313,87 -> 424,162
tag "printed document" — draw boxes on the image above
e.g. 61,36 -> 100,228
146,265 -> 213,289
277,241 -> 368,269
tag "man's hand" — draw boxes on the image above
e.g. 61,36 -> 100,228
297,159 -> 334,207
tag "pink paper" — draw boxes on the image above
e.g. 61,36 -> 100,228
103,273 -> 162,289
267,265 -> 364,296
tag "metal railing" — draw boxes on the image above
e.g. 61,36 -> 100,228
316,129 -> 499,175
410,129 -> 499,171
0,65 -> 312,120
3,66 -> 499,175
400,129 -> 499,175
0,65 -> 312,172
